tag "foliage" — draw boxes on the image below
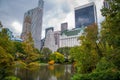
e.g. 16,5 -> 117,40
27,62 -> 40,70
0,21 -> 3,28
22,42 -> 40,64
14,42 -> 24,54
72,57 -> 120,80
72,1 -> 120,79
57,47 -> 71,59
72,70 -> 120,80
0,27 -> 15,79
0,46 -> 14,79
48,60 -> 55,65
40,47 -> 52,62
70,24 -> 99,73
101,0 -> 120,69
4,76 -> 20,80
0,28 -> 15,55
14,60 -> 27,69
0,22 -> 41,79
49,52 -> 65,63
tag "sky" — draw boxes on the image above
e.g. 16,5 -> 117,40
0,0 -> 104,38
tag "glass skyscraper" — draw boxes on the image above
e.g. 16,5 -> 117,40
75,2 -> 97,28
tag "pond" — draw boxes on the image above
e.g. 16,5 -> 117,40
16,64 -> 74,80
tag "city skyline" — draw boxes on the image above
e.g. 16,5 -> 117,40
0,0 -> 104,38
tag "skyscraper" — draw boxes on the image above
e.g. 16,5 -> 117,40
44,27 -> 57,52
75,2 -> 97,28
61,23 -> 68,32
21,0 -> 44,50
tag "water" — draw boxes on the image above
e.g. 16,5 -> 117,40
16,64 -> 74,80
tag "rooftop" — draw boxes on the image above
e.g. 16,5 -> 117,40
61,27 -> 85,36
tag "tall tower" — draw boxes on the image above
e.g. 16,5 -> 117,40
61,22 -> 68,32
38,0 -> 44,8
75,2 -> 97,28
44,27 -> 57,52
21,0 -> 44,50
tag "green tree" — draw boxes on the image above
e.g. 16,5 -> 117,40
40,47 -> 52,62
70,24 -> 99,73
0,21 -> 3,28
0,28 -> 15,55
0,46 -> 14,79
0,26 -> 15,79
72,1 -> 120,79
57,47 -> 71,59
49,52 -> 65,63
101,0 -> 120,69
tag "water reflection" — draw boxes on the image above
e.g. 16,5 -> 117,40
16,64 -> 73,80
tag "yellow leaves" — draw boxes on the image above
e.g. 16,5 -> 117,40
27,62 -> 40,70
48,60 -> 55,65
0,46 -> 14,64
49,52 -> 65,63
14,60 -> 27,68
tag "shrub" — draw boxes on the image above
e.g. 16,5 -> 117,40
49,52 -> 65,63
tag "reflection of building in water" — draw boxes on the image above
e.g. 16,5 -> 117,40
21,0 -> 44,50
75,2 -> 97,28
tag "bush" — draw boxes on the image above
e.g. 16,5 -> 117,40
49,52 -> 65,63
4,76 -> 20,80
72,70 -> 120,80
27,62 -> 40,70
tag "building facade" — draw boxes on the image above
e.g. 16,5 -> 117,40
21,0 -> 44,50
61,23 -> 68,32
60,28 -> 84,47
43,26 -> 85,52
44,27 -> 58,52
75,2 -> 97,28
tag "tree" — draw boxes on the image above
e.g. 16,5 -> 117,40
0,27 -> 15,79
101,0 -> 120,69
0,28 -> 15,55
49,52 -> 65,63
72,1 -> 120,79
0,21 -> 3,28
70,24 -> 99,73
40,47 -> 52,62
21,33 -> 40,64
0,46 -> 14,79
57,47 -> 71,60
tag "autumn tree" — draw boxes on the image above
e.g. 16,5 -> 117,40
70,24 -> 99,73
21,33 -> 40,64
0,25 -> 16,79
49,52 -> 65,63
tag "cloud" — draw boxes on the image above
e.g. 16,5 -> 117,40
11,21 -> 22,35
43,0 -> 73,31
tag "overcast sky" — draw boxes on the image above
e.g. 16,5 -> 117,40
0,0 -> 104,38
